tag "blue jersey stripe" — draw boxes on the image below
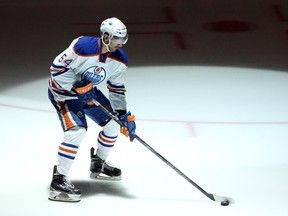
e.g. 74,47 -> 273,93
58,152 -> 75,160
61,142 -> 79,149
102,131 -> 118,139
98,139 -> 114,148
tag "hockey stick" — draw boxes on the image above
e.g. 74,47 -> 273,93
92,99 -> 235,204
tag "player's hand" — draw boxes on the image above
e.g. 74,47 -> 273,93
119,112 -> 136,141
73,80 -> 96,105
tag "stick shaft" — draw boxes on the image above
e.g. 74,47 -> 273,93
92,99 -> 231,203
134,134 -> 215,200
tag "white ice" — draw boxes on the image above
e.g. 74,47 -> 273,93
1,66 -> 288,216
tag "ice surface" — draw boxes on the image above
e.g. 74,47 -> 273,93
1,66 -> 288,216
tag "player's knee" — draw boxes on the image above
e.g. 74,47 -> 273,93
102,119 -> 120,137
64,126 -> 86,146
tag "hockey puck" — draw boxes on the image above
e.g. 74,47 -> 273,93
221,201 -> 229,206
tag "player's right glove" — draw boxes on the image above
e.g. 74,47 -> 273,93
118,112 -> 136,142
73,80 -> 96,105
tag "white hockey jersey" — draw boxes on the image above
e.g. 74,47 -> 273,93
48,36 -> 128,111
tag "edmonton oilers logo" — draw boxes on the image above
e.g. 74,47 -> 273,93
84,66 -> 106,85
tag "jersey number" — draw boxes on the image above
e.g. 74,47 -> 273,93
58,53 -> 72,67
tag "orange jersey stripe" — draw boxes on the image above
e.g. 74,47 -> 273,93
99,133 -> 116,143
59,146 -> 77,154
59,102 -> 75,130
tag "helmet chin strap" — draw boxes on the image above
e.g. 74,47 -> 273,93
101,36 -> 111,52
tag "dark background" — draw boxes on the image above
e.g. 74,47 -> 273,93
1,0 -> 288,91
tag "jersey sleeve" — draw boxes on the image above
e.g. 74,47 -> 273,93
49,38 -> 80,94
107,65 -> 128,112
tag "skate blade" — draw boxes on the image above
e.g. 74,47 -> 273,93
48,189 -> 81,202
90,173 -> 122,181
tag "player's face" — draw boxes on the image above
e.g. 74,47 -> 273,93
102,34 -> 128,53
108,36 -> 128,52
108,40 -> 123,52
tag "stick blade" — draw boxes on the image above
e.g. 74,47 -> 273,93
213,194 -> 235,204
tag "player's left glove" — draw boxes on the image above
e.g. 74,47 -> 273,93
73,80 -> 96,105
118,111 -> 136,142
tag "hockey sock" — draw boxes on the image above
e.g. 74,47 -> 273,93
57,127 -> 86,176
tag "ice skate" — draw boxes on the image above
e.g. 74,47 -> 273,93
48,165 -> 81,202
90,147 -> 122,181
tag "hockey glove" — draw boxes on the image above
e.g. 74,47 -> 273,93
73,80 -> 96,105
118,111 -> 136,142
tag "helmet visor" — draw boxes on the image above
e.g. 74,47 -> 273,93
111,34 -> 128,45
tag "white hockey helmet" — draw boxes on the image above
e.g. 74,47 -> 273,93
100,17 -> 128,44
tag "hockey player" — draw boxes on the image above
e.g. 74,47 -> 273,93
48,17 -> 136,202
